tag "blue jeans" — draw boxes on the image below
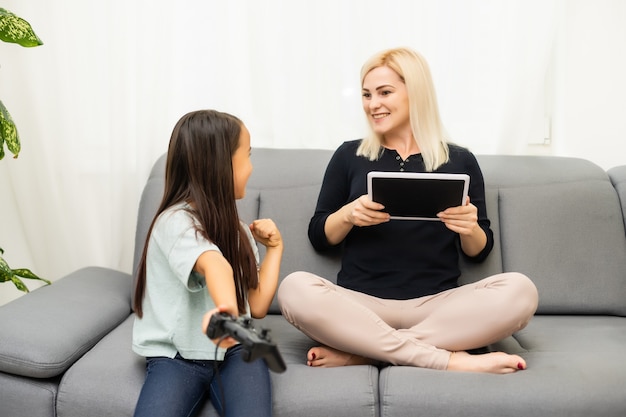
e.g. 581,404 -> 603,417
134,344 -> 272,417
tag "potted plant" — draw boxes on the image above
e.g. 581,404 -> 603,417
0,7 -> 50,292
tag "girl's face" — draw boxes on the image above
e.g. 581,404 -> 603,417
232,124 -> 253,200
361,65 -> 411,140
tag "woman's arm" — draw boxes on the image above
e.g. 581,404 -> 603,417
437,148 -> 493,259
310,142 -> 389,248
247,219 -> 283,318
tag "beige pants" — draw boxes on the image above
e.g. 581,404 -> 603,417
277,272 -> 538,370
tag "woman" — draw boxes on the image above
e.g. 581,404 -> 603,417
278,47 -> 538,374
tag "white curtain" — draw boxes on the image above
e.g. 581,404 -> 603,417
0,0 -> 560,302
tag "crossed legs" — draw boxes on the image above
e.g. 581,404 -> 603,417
277,271 -> 538,374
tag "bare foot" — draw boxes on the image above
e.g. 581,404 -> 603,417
446,351 -> 527,374
306,346 -> 373,367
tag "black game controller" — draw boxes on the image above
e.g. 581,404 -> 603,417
206,312 -> 287,373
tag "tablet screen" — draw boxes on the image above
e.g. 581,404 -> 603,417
367,171 -> 470,220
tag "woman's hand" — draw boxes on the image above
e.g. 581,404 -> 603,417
202,305 -> 238,349
437,196 -> 486,257
323,195 -> 390,246
345,195 -> 390,227
436,196 -> 479,236
250,219 -> 283,249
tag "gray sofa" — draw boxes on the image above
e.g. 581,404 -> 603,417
2,147 -> 626,417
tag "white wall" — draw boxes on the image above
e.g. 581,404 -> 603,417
551,0 -> 626,170
1,0 -> 625,306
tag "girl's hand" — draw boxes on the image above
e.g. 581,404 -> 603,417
250,219 -> 283,248
202,305 -> 238,349
346,195 -> 390,227
436,196 -> 479,235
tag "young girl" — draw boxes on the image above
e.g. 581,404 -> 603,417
132,109 -> 283,417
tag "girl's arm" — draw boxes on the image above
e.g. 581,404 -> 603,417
195,250 -> 239,317
195,250 -> 239,348
247,219 -> 283,318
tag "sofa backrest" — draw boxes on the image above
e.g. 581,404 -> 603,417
476,155 -> 626,315
133,149 -> 626,316
609,165 -> 626,222
235,148 -> 341,313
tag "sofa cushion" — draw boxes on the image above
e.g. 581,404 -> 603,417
0,267 -> 131,378
258,315 -> 381,417
57,314 -> 380,417
458,188 -> 504,285
131,154 -> 166,301
132,155 -> 166,257
257,186 -> 342,313
477,155 -> 609,186
499,181 -> 626,314
379,315 -> 626,417
245,148 -> 333,190
56,315 -> 231,417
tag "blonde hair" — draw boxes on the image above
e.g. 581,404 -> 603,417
357,47 -> 450,172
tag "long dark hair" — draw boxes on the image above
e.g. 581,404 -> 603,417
133,109 -> 257,318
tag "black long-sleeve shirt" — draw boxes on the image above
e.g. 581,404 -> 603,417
308,139 -> 493,300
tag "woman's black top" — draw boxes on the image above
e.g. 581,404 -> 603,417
308,139 -> 494,300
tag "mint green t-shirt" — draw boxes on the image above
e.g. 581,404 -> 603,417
132,203 -> 259,360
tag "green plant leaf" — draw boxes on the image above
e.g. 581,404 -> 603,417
0,254 -> 49,291
10,275 -> 29,292
12,268 -> 51,285
0,8 -> 43,47
0,255 -> 13,283
0,99 -> 20,159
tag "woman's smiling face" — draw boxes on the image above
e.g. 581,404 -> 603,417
361,65 -> 411,140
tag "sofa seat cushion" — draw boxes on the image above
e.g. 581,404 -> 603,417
259,315 -> 381,417
56,313 -> 380,417
514,315 -> 626,352
0,267 -> 131,378
57,315 -> 230,417
379,315 -> 626,417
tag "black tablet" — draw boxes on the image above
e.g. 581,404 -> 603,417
367,171 -> 470,220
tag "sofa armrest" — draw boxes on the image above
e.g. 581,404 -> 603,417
608,165 -> 626,223
0,266 -> 131,378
